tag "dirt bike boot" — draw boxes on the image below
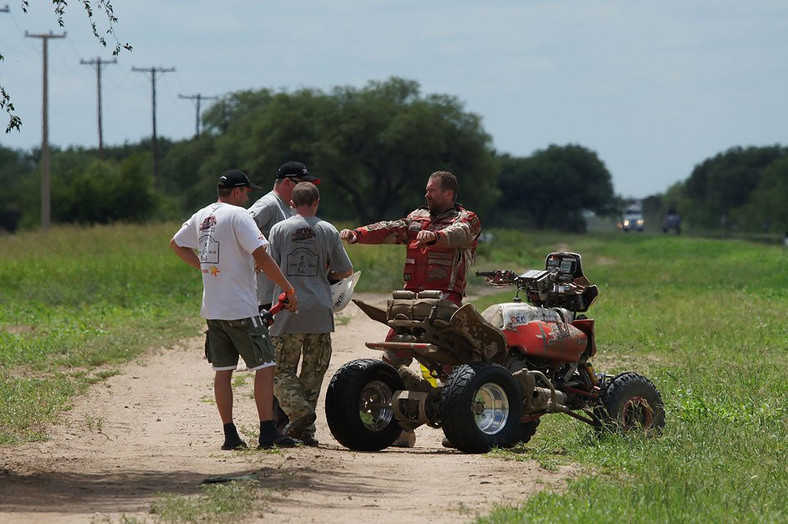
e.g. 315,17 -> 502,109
296,432 -> 320,447
393,428 -> 416,448
282,413 -> 317,438
397,365 -> 433,392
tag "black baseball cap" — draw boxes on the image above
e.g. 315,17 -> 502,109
217,169 -> 261,191
276,161 -> 321,184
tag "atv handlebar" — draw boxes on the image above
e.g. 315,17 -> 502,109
476,265 -> 598,312
476,268 -> 551,292
475,269 -> 518,286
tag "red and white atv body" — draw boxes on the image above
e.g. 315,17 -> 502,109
326,252 -> 664,453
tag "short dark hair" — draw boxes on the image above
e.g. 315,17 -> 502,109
292,181 -> 320,207
429,171 -> 458,200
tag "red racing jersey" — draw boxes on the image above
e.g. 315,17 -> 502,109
353,204 -> 481,302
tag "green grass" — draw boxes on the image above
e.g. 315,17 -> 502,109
149,477 -> 268,522
475,231 -> 788,523
1,223 -> 787,521
0,223 -> 204,443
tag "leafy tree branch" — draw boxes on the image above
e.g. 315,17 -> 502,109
2,1 -> 132,132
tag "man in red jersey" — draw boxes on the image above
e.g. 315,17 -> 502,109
340,170 -> 481,447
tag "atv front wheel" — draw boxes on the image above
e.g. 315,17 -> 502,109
598,372 -> 665,433
440,362 -> 523,453
325,358 -> 405,451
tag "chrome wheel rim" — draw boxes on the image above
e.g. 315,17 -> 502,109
358,380 -> 394,431
472,383 -> 510,435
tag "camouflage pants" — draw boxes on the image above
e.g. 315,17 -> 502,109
272,333 -> 332,435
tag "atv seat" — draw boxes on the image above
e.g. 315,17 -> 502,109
386,290 -> 458,325
352,291 -> 507,364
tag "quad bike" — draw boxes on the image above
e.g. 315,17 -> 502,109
325,251 -> 665,454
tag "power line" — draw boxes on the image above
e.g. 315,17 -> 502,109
178,93 -> 217,139
131,66 -> 175,185
81,57 -> 117,159
26,30 -> 66,230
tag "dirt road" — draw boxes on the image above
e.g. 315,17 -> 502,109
0,294 -> 570,523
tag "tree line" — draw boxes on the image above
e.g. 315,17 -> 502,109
0,77 -> 785,236
655,145 -> 788,235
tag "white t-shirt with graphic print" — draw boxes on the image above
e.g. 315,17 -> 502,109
173,202 -> 267,320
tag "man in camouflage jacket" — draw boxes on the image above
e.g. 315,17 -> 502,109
340,171 -> 481,448
340,170 -> 481,307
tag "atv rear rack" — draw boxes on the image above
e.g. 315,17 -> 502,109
365,341 -> 471,366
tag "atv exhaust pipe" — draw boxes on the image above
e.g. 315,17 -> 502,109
513,369 -> 598,426
513,369 -> 570,412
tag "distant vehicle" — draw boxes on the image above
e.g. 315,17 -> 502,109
619,206 -> 644,233
662,210 -> 681,234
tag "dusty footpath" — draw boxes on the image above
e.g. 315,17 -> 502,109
0,293 -> 571,523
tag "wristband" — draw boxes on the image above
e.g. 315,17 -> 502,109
285,287 -> 296,296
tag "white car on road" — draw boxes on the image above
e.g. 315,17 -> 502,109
620,207 -> 645,232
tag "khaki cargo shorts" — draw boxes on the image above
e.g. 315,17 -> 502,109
205,316 -> 276,371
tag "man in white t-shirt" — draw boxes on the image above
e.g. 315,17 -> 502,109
248,161 -> 321,311
268,182 -> 353,446
170,169 -> 302,450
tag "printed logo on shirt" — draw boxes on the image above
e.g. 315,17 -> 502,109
291,227 -> 316,242
286,247 -> 319,276
199,214 -> 217,232
198,233 -> 220,265
201,266 -> 221,277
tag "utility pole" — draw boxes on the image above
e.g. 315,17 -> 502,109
178,93 -> 217,139
26,31 -> 66,230
81,57 -> 117,160
131,66 -> 175,185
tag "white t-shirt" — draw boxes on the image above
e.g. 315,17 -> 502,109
173,202 -> 268,320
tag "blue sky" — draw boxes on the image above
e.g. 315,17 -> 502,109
1,1 -> 786,198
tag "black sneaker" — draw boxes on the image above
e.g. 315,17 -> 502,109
257,434 -> 302,449
221,438 -> 248,451
282,413 -> 317,437
221,422 -> 248,450
258,420 -> 303,449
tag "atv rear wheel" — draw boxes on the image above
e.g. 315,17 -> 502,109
440,362 -> 523,453
598,372 -> 665,433
325,358 -> 406,451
